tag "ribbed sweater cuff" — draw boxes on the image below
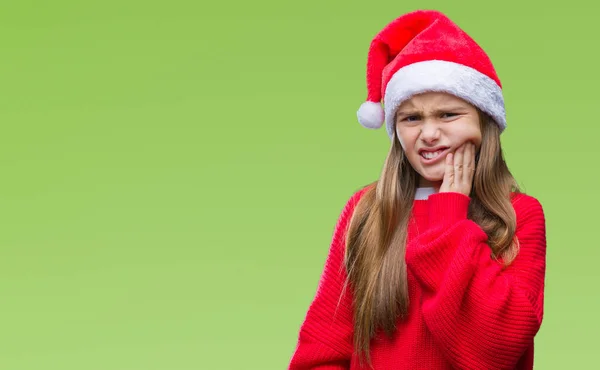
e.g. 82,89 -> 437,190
428,192 -> 470,226
405,225 -> 456,292
405,219 -> 486,293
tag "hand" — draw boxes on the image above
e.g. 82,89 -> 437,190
439,142 -> 476,196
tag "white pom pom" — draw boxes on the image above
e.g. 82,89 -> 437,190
357,101 -> 384,129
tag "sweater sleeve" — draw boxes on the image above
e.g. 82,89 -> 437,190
404,192 -> 547,370
288,189 -> 367,370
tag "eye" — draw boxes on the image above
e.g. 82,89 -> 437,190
403,115 -> 421,122
441,112 -> 459,119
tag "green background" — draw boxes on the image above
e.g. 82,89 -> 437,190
0,0 -> 596,369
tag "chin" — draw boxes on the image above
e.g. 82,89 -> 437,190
419,171 -> 444,183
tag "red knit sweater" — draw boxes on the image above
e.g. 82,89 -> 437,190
289,187 -> 546,370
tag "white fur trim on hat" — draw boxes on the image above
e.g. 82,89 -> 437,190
383,60 -> 506,139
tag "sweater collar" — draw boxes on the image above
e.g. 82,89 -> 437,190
415,187 -> 436,200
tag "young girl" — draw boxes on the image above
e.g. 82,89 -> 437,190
288,10 -> 547,370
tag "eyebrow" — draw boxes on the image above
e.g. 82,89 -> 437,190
396,105 -> 469,118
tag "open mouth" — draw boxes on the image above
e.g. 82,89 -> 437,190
419,147 -> 450,163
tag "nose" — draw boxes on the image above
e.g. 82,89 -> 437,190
419,120 -> 440,144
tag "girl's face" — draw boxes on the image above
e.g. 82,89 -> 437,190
395,92 -> 482,188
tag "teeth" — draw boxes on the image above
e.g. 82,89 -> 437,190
422,150 -> 442,159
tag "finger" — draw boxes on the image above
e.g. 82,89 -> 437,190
442,152 -> 454,190
453,145 -> 464,186
463,142 -> 474,182
471,143 -> 477,173
470,142 -> 476,171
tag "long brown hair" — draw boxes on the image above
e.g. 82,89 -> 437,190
342,110 -> 521,367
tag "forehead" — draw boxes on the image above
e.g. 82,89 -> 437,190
398,92 -> 469,110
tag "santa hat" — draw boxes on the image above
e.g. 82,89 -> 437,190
356,10 -> 506,139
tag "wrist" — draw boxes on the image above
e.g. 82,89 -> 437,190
428,192 -> 470,226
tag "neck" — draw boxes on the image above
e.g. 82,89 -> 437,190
418,178 -> 442,192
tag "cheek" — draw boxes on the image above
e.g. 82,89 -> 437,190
395,127 -> 407,149
470,132 -> 483,148
397,137 -> 407,151
396,126 -> 420,150
455,123 -> 482,148
474,131 -> 483,149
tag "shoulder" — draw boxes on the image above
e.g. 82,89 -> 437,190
510,191 -> 544,213
352,182 -> 374,202
333,183 -> 375,228
344,183 -> 375,212
510,191 -> 546,231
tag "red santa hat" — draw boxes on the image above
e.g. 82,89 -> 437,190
357,10 -> 506,138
